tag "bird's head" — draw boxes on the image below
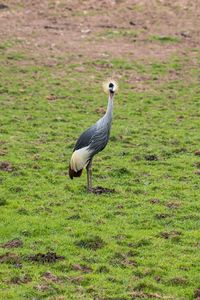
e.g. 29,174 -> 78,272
109,82 -> 115,94
103,79 -> 118,96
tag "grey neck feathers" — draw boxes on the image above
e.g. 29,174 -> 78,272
105,93 -> 114,120
97,93 -> 114,128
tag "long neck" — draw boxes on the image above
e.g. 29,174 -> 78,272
105,92 -> 114,119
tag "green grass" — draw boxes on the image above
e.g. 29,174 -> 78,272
93,29 -> 140,43
150,35 -> 181,43
0,46 -> 200,300
103,29 -> 139,39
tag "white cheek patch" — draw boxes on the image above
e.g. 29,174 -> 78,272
70,146 -> 91,172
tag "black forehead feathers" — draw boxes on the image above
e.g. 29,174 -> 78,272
109,82 -> 114,88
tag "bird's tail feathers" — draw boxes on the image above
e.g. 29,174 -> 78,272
69,165 -> 83,179
69,146 -> 91,179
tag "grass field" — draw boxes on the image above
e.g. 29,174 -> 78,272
0,1 -> 200,299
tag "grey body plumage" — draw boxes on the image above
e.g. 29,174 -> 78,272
69,81 -> 116,192
74,98 -> 113,161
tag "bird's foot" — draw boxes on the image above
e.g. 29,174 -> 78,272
87,187 -> 93,193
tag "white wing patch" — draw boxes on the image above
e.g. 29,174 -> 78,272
70,146 -> 91,172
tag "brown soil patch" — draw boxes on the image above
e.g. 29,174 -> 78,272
0,4 -> 9,10
0,161 -> 14,172
195,150 -> 200,156
89,186 -> 115,194
0,0 -> 198,94
160,230 -> 182,239
195,170 -> 200,176
194,288 -> 200,300
75,235 -> 105,250
0,252 -> 21,264
130,290 -> 172,299
27,252 -> 65,263
66,275 -> 84,284
72,263 -> 92,273
145,154 -> 159,161
0,0 -> 199,66
0,150 -> 7,156
111,252 -> 137,268
170,276 -> 188,286
166,201 -> 181,209
155,213 -> 170,219
95,107 -> 106,115
35,283 -> 50,292
1,238 -> 23,249
149,198 -> 160,204
42,271 -> 61,283
10,274 -> 31,285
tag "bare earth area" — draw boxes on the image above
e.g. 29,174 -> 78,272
0,0 -> 200,63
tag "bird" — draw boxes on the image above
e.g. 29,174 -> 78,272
68,80 -> 118,192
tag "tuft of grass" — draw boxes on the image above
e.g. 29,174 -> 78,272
7,52 -> 27,61
150,35 -> 181,43
103,29 -> 138,39
75,236 -> 105,250
0,41 -> 13,50
0,198 -> 7,206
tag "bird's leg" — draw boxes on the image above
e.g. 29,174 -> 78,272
86,160 -> 93,192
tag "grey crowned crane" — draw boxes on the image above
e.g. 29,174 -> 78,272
69,80 -> 118,192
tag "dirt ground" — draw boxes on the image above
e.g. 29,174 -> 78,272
0,0 -> 199,65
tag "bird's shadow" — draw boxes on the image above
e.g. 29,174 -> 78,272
88,186 -> 116,195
